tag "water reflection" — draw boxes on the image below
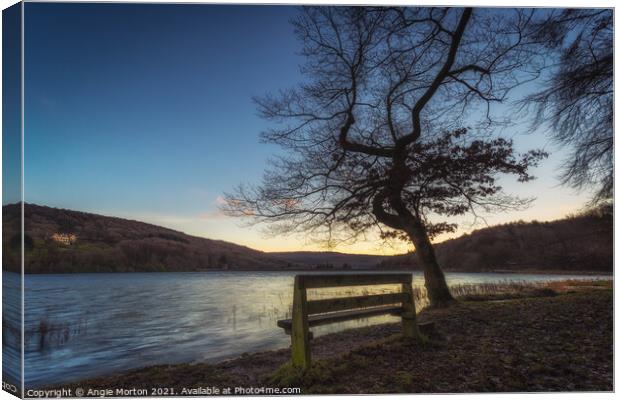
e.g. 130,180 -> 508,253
1,270 -> 609,388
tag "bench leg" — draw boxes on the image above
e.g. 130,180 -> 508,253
291,276 -> 311,369
401,281 -> 420,338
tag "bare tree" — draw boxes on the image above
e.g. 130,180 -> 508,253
223,7 -> 546,307
524,9 -> 613,204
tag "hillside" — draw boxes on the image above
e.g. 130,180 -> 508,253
380,208 -> 613,273
3,203 -> 292,273
269,251 -> 389,270
2,203 -> 613,274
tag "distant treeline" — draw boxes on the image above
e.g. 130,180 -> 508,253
1,203 -> 612,274
2,203 -> 290,273
380,205 -> 613,273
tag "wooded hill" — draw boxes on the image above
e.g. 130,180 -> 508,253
269,251 -> 388,270
2,203 -> 612,274
380,206 -> 613,273
3,203 -> 291,273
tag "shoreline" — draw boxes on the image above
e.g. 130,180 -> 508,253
6,269 -> 614,276
37,281 -> 612,395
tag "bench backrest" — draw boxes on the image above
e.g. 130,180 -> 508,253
296,273 -> 414,316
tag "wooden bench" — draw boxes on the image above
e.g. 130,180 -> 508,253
277,273 -> 420,369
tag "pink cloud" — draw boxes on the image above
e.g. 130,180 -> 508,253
199,210 -> 227,220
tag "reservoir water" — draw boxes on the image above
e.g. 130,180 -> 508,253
1,270 -> 610,388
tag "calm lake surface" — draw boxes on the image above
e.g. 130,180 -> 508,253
2,270 -> 611,388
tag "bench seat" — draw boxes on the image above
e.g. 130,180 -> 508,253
277,305 -> 404,332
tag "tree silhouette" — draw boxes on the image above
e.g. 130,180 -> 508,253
524,9 -> 612,204
223,7 -> 547,307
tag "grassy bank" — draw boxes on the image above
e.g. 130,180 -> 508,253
50,280 -> 612,395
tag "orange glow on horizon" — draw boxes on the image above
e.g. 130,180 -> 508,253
216,208 -> 586,256
118,194 -> 592,257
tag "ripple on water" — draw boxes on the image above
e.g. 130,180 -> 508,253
1,270 -> 609,388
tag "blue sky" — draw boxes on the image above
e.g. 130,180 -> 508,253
22,4 -> 592,254
3,2 -> 21,205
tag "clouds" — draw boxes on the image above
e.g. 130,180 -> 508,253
199,210 -> 227,220
196,195 -> 230,220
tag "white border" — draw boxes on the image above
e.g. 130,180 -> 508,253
0,2 -> 615,400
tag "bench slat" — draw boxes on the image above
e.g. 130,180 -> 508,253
300,273 -> 411,289
306,292 -> 407,315
278,305 -> 403,332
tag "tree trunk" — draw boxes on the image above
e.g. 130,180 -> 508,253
373,190 -> 454,307
405,221 -> 454,308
